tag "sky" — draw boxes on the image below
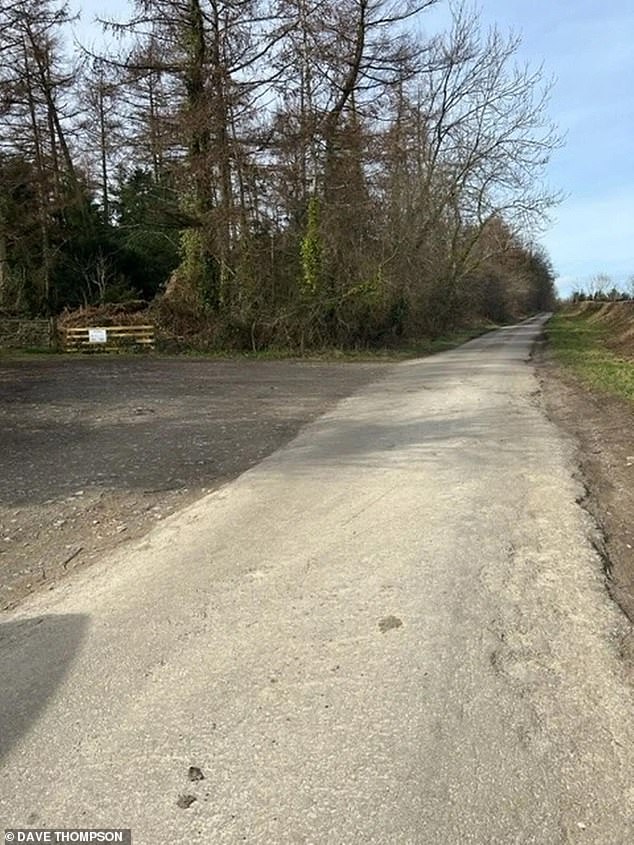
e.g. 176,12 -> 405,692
419,0 -> 634,297
73,0 -> 634,298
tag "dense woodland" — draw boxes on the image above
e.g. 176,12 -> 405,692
0,0 -> 559,350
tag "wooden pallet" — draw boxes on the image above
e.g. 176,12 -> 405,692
64,325 -> 155,352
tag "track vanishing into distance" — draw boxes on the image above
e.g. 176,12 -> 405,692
1,315 -> 632,844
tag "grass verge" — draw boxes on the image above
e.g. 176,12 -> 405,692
0,324 -> 500,363
547,311 -> 634,402
224,325 -> 499,361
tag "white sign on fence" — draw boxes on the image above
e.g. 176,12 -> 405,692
88,328 -> 108,344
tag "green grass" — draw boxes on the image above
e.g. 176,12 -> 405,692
547,312 -> 634,402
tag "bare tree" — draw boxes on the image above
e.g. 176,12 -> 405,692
370,4 -> 562,329
587,272 -> 611,299
0,0 -> 560,342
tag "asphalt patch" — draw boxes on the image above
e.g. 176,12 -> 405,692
0,356 -> 388,609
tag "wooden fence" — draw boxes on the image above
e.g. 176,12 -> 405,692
64,325 -> 155,352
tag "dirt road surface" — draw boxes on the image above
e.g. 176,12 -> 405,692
1,318 -> 632,844
539,361 -> 634,625
0,357 -> 385,609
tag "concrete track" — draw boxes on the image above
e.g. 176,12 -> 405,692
1,316 -> 632,844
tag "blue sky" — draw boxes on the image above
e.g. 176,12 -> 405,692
420,1 -> 634,296
74,1 -> 634,297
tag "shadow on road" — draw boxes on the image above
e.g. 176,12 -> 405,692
0,613 -> 88,760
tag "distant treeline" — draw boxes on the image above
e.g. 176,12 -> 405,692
571,292 -> 633,303
0,0 -> 559,349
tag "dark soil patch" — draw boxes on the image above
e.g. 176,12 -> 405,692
539,356 -> 634,623
0,355 -> 388,610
